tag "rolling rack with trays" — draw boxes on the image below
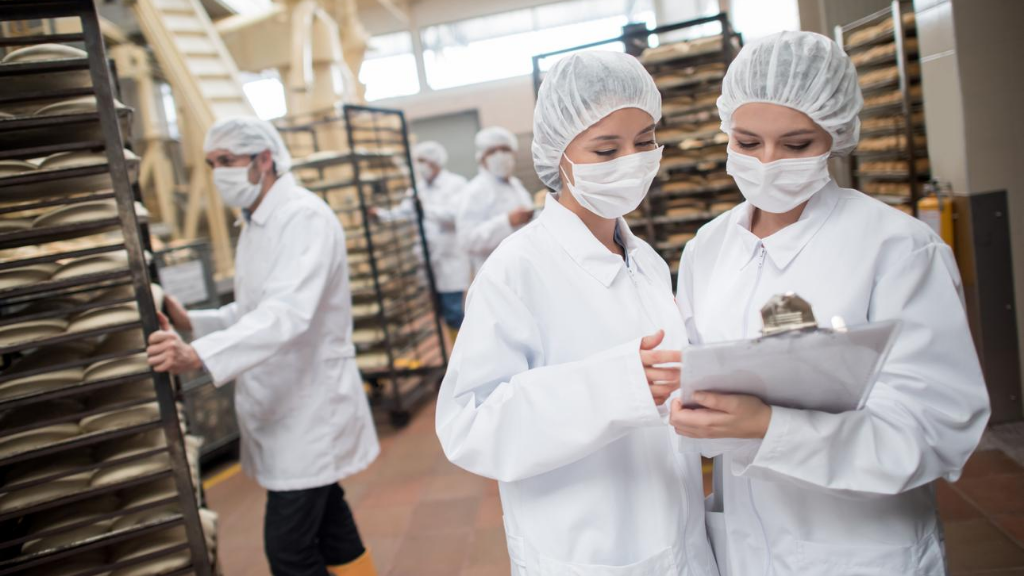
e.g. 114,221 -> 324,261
836,0 -> 928,216
276,104 -> 448,428
0,1 -> 213,575
532,14 -> 743,279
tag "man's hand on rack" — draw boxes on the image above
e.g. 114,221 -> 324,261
508,207 -> 533,227
147,313 -> 203,374
164,295 -> 193,333
367,206 -> 381,222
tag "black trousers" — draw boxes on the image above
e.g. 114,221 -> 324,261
264,483 -> 366,576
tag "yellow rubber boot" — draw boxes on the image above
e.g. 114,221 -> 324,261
327,549 -> 377,576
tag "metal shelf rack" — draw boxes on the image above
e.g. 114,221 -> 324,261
0,1 -> 211,574
532,14 -> 743,277
276,104 -> 448,428
836,0 -> 929,215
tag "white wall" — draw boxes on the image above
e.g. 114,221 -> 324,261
376,75 -> 536,133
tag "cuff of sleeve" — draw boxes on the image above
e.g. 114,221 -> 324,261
733,405 -> 795,475
191,337 -> 230,387
188,310 -> 221,339
609,337 -> 663,427
677,436 -> 703,454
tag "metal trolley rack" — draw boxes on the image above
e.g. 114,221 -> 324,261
277,105 -> 448,428
836,0 -> 928,216
532,14 -> 742,279
0,1 -> 212,574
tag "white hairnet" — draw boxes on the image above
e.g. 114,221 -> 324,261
475,127 -> 518,161
718,31 -> 863,156
203,116 -> 293,175
413,141 -> 448,168
531,51 -> 662,190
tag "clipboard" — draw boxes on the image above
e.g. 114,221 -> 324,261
680,317 -> 901,413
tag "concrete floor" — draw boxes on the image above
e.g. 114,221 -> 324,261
206,400 -> 1024,576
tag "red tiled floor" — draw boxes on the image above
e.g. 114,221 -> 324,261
206,408 -> 1024,576
959,449 -> 1024,478
944,519 -> 1024,573
937,481 -> 984,522
957,473 -> 1024,515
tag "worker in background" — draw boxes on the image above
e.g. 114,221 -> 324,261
671,31 -> 990,575
437,52 -> 716,575
145,117 -> 380,576
457,126 -> 534,277
369,141 -> 469,333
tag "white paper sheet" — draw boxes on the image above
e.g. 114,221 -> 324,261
680,320 -> 901,413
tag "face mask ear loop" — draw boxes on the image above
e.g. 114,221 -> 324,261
559,154 -> 575,190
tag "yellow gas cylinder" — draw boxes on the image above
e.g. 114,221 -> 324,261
917,186 -> 954,247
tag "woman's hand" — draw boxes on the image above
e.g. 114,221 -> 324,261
639,330 -> 680,406
669,392 -> 772,439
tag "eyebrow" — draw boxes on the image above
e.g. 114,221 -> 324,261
733,128 -> 817,138
590,124 -> 658,142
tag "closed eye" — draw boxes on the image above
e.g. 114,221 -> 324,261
785,142 -> 812,151
594,149 -> 618,157
737,141 -> 760,149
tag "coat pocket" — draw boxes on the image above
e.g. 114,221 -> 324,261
537,546 -> 678,576
504,517 -> 528,571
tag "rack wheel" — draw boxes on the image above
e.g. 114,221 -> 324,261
389,410 -> 411,428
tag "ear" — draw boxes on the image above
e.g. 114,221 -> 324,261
256,150 -> 274,175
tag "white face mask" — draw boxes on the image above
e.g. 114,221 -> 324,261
213,162 -> 263,209
484,151 -> 515,179
726,147 -> 831,214
560,146 -> 663,219
414,160 -> 437,184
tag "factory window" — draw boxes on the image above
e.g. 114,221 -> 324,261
420,0 -> 656,91
241,70 -> 288,120
730,0 -> 800,40
359,31 -> 421,101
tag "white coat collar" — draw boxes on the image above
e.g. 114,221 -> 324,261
538,198 -> 638,288
728,180 -> 841,270
248,173 -> 297,227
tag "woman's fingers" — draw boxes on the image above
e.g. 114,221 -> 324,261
640,349 -> 681,366
644,367 -> 680,383
639,329 -> 665,351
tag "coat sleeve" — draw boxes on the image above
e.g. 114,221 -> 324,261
190,210 -> 342,386
732,242 -> 990,495
435,273 -> 664,483
188,303 -> 240,338
458,196 -> 515,258
375,194 -> 415,223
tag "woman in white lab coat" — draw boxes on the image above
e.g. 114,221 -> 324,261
436,51 -> 717,575
670,31 -> 990,576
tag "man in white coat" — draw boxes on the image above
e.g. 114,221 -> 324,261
146,118 -> 380,576
370,141 -> 469,330
457,126 -> 534,276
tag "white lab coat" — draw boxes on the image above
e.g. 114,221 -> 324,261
437,199 -> 718,576
456,170 -> 534,276
189,174 -> 380,492
377,169 -> 470,293
676,181 -> 990,576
